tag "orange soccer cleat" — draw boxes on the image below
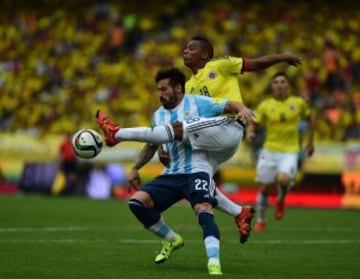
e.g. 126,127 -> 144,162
254,220 -> 266,232
96,110 -> 120,147
275,200 -> 285,220
235,206 -> 255,244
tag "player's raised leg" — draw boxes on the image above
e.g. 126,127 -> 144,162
96,110 -> 176,146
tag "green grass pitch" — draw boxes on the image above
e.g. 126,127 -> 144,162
0,194 -> 359,278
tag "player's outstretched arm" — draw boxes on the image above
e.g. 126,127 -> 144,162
245,120 -> 257,143
224,101 -> 255,124
304,113 -> 315,157
128,143 -> 158,192
244,54 -> 302,71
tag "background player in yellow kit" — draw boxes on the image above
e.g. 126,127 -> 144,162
246,72 -> 315,232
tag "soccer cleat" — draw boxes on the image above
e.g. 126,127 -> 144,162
235,206 -> 255,244
254,220 -> 266,232
275,200 -> 285,220
154,234 -> 184,264
96,110 -> 120,147
208,263 -> 223,275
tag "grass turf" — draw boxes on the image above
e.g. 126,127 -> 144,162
0,194 -> 359,279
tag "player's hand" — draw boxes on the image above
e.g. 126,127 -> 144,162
304,143 -> 314,157
286,54 -> 302,66
235,105 -> 255,125
127,169 -> 141,193
158,146 -> 171,167
245,130 -> 255,143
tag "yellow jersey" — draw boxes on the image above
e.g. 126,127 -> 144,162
185,56 -> 244,102
255,96 -> 311,152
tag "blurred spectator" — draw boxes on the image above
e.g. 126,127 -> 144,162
0,166 -> 5,184
343,93 -> 360,141
106,163 -> 128,198
106,163 -> 127,187
0,1 -> 359,142
86,165 -> 112,199
58,132 -> 78,194
322,40 -> 344,92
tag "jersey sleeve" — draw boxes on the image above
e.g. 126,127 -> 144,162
216,56 -> 244,75
193,95 -> 227,117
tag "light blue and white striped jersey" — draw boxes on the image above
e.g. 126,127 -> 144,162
152,95 -> 226,175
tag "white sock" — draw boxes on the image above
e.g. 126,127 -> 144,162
215,189 -> 242,216
147,217 -> 177,241
204,236 -> 220,264
115,124 -> 174,144
256,191 -> 268,222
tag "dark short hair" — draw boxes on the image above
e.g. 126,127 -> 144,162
155,68 -> 186,91
272,71 -> 289,81
190,36 -> 214,59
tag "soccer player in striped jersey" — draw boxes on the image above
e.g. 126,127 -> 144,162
97,68 -> 254,275
246,72 -> 315,232
159,36 -> 302,241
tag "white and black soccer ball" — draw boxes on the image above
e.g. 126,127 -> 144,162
72,129 -> 103,159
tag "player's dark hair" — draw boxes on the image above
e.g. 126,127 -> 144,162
272,71 -> 289,81
155,68 -> 186,92
190,36 -> 214,59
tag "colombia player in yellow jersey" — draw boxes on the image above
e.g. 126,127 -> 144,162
181,36 -> 303,239
247,72 -> 315,232
183,36 -> 302,102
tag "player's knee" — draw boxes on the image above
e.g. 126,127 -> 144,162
193,202 -> 213,215
128,198 -> 160,228
128,198 -> 145,214
277,174 -> 291,186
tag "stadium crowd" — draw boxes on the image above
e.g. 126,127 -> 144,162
0,0 -> 360,142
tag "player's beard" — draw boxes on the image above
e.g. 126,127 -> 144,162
161,94 -> 178,109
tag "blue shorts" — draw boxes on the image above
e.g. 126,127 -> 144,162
140,172 -> 217,212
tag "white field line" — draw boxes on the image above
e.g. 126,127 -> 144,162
0,239 -> 359,245
0,227 -> 359,244
0,226 -> 86,232
0,226 -> 359,233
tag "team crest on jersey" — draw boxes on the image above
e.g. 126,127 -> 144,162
184,111 -> 191,118
288,105 -> 295,111
208,71 -> 216,79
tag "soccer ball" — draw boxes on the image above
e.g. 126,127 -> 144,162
72,129 -> 103,159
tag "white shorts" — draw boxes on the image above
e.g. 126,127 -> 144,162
255,149 -> 298,184
183,117 -> 244,168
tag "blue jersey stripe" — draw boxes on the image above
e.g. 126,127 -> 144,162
170,110 -> 180,173
183,97 -> 192,172
153,95 -> 225,175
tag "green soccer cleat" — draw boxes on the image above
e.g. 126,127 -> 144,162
208,263 -> 223,275
154,234 -> 184,264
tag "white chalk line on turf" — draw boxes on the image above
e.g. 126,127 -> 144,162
0,226 -> 86,233
0,226 -> 359,233
0,239 -> 359,245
